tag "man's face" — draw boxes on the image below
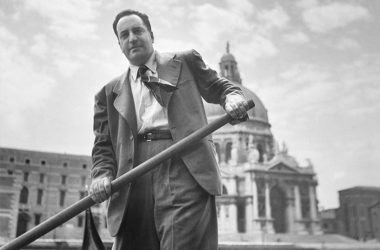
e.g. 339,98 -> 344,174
116,14 -> 154,66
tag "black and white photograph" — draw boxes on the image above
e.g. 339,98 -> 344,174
1,1 -> 379,249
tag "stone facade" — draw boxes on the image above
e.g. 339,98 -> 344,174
208,43 -> 321,235
0,147 -> 110,242
338,186 -> 380,240
320,208 -> 339,234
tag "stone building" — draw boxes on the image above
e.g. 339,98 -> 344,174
206,43 -> 321,235
320,208 -> 339,234
369,201 -> 380,241
0,147 -> 109,242
337,186 -> 380,240
0,43 -> 322,243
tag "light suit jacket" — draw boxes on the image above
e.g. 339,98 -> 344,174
91,49 -> 244,236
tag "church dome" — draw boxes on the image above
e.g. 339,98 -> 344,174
206,42 -> 270,125
221,53 -> 236,62
204,83 -> 269,124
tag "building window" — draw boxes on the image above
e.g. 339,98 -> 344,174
82,164 -> 87,169
35,214 -> 41,225
226,142 -> 232,162
25,158 -> 30,165
81,176 -> 87,186
59,190 -> 66,206
77,215 -> 84,227
224,65 -> 229,76
20,186 -> 29,204
41,160 -> 46,166
37,189 -> 43,205
39,173 -> 44,183
61,175 -> 66,185
9,157 -> 15,163
222,185 -> 228,195
8,170 -> 13,175
257,144 -> 264,163
23,172 -> 29,182
225,206 -> 229,218
63,162 -> 68,167
214,143 -> 220,163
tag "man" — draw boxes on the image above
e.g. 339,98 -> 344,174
89,9 -> 249,250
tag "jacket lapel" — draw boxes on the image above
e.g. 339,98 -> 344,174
156,52 -> 181,107
113,70 -> 138,138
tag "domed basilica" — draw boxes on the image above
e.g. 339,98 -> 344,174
206,43 -> 322,235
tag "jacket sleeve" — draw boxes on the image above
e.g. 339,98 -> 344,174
91,86 -> 116,181
183,49 -> 244,107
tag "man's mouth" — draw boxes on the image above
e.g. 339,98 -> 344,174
130,46 -> 141,51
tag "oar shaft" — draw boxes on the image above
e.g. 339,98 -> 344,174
1,100 -> 254,250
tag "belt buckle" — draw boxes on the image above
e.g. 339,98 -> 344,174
145,132 -> 153,142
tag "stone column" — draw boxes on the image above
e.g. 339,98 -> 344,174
294,184 -> 302,220
293,184 -> 306,234
230,137 -> 239,164
264,181 -> 274,233
309,185 -> 317,220
245,169 -> 261,233
309,184 -> 322,234
265,182 -> 271,219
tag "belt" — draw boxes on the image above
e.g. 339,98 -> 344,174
137,130 -> 172,142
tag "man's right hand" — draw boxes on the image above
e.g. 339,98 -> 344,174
89,177 -> 112,203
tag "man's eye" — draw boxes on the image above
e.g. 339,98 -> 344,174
120,32 -> 129,39
133,28 -> 143,35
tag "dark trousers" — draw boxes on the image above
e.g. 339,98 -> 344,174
112,139 -> 218,250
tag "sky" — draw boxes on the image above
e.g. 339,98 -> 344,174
1,0 -> 379,209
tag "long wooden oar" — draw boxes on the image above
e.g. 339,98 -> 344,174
1,100 -> 254,250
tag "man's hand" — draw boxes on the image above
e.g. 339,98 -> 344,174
89,177 -> 112,203
224,94 -> 249,124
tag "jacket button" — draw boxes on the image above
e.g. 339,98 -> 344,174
128,158 -> 133,164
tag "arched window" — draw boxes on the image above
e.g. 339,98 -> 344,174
19,186 -> 29,204
16,212 -> 30,236
224,65 -> 229,76
222,185 -> 228,195
226,142 -> 232,163
257,144 -> 264,163
214,143 -> 221,163
59,190 -> 66,207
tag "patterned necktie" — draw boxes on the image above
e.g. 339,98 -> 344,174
138,65 -> 177,107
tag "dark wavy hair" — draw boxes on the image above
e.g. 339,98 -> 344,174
113,9 -> 154,41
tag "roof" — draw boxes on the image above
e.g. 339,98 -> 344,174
339,186 -> 380,193
220,53 -> 236,62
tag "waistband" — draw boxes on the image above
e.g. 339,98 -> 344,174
137,130 -> 172,142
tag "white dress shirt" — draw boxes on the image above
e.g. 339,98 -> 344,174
129,51 -> 169,133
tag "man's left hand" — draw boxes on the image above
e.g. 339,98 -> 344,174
224,94 -> 249,124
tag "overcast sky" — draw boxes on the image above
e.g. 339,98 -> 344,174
1,0 -> 379,209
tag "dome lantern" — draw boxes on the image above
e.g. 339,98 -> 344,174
219,42 -> 242,84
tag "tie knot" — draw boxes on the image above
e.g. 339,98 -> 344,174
138,65 -> 149,77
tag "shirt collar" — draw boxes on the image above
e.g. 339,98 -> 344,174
130,51 -> 157,81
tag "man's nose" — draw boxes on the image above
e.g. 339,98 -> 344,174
129,32 -> 138,43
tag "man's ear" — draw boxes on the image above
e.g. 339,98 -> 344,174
150,32 -> 154,43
